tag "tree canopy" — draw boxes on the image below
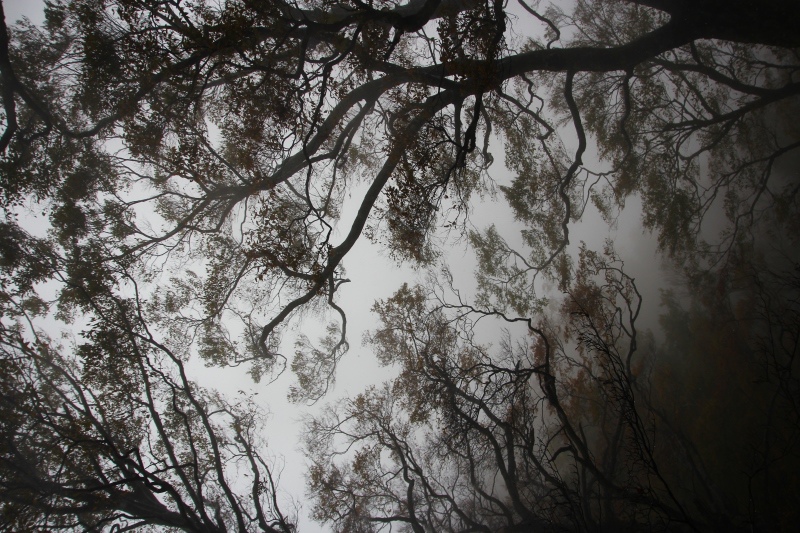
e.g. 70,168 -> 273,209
1,0 -> 799,530
0,284 -> 293,531
306,243 -> 800,532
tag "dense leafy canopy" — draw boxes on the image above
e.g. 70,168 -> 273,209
0,0 -> 799,530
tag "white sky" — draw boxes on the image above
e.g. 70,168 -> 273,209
4,0 -> 41,25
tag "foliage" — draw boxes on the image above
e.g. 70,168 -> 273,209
0,254 -> 293,531
646,250 -> 800,531
306,244 -> 800,531
0,0 -> 797,389
1,0 -> 800,529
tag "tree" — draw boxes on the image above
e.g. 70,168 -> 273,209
303,249 -> 669,532
304,243 -> 800,532
0,227 -> 293,531
300,250 -> 664,532
2,0 -> 800,528
1,0 -> 798,394
646,246 -> 800,531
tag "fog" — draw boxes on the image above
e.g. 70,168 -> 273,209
1,0 -> 798,531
